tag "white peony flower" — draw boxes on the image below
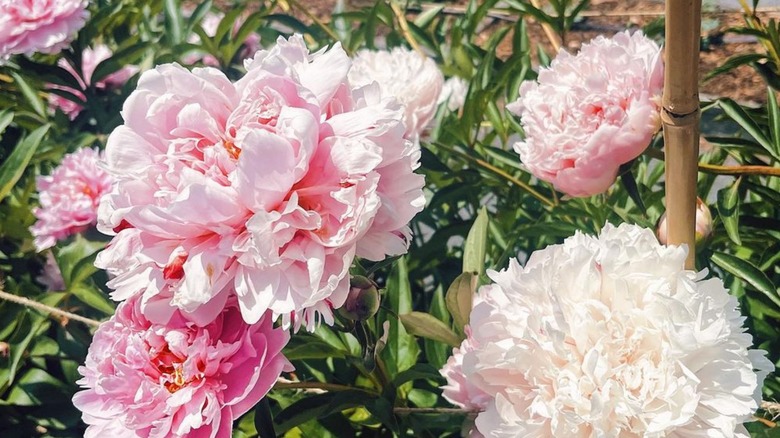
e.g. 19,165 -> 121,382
349,47 -> 443,140
448,223 -> 772,438
437,76 -> 469,112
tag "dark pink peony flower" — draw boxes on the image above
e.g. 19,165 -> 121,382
73,297 -> 292,438
30,148 -> 113,251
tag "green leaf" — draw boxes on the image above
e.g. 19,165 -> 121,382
463,206 -> 489,276
163,0 -> 184,44
399,312 -> 461,347
717,178 -> 742,245
619,167 -> 646,214
445,272 -> 477,336
0,109 -> 14,138
283,335 -> 347,360
254,398 -> 276,438
379,257 -> 419,376
0,124 -> 49,202
704,53 -> 766,80
711,251 -> 780,308
719,98 -> 780,160
274,390 -> 372,434
4,368 -> 70,406
70,283 -> 115,315
91,42 -> 147,84
768,86 -> 780,156
414,5 -> 444,28
11,72 -> 45,118
54,235 -> 105,289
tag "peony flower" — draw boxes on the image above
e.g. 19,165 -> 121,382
348,47 -> 444,140
96,35 -> 425,330
447,223 -> 772,437
31,148 -> 113,251
440,326 -> 491,412
437,76 -> 469,113
37,252 -> 65,291
657,197 -> 713,246
48,45 -> 138,119
0,0 -> 88,59
507,31 -> 663,197
73,296 -> 292,438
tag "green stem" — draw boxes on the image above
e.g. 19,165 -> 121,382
274,380 -> 378,395
434,143 -> 557,207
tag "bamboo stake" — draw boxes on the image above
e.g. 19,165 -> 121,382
663,0 -> 702,270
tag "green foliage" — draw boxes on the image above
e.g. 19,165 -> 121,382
0,0 -> 779,436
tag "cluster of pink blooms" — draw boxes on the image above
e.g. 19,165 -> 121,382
0,0 -> 88,60
48,45 -> 138,119
507,31 -> 664,197
30,148 -> 113,251
73,296 -> 291,437
69,34 -> 427,436
95,35 -> 425,331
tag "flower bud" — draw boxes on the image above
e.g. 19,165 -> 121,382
657,198 -> 713,246
338,276 -> 380,321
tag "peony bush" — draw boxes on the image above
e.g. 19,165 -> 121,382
1,1 -> 778,437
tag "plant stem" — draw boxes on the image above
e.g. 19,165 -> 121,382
433,143 -> 556,207
662,0 -> 702,270
393,407 -> 472,415
390,2 -> 425,56
273,380 -> 378,395
644,147 -> 780,177
284,0 -> 343,46
529,0 -> 563,52
0,289 -> 101,327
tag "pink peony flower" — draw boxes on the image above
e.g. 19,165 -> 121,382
96,35 -> 424,330
0,0 -> 88,59
437,76 -> 468,113
73,296 -> 292,438
348,47 -> 444,140
48,45 -> 138,119
30,148 -> 113,251
37,252 -> 65,291
507,31 -> 663,197
452,223 -> 772,437
440,326 -> 491,412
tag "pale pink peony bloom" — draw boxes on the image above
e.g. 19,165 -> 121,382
437,76 -> 469,113
30,148 -> 113,251
440,326 -> 491,412
0,0 -> 88,59
73,296 -> 292,438
507,31 -> 663,197
49,45 -> 138,119
348,47 -> 444,139
455,223 -> 772,437
96,35 -> 424,330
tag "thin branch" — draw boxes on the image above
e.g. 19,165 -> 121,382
698,162 -> 780,176
273,380 -> 378,395
393,407 -> 472,415
390,2 -> 425,56
433,143 -> 557,207
529,0 -> 562,52
284,0 -> 343,46
0,289 -> 101,327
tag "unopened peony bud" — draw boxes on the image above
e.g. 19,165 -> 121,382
657,198 -> 713,246
338,276 -> 380,321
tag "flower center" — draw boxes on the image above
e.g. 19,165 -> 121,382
151,344 -> 201,393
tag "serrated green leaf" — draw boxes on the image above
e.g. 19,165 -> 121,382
712,251 -> 780,308
0,124 -> 49,202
